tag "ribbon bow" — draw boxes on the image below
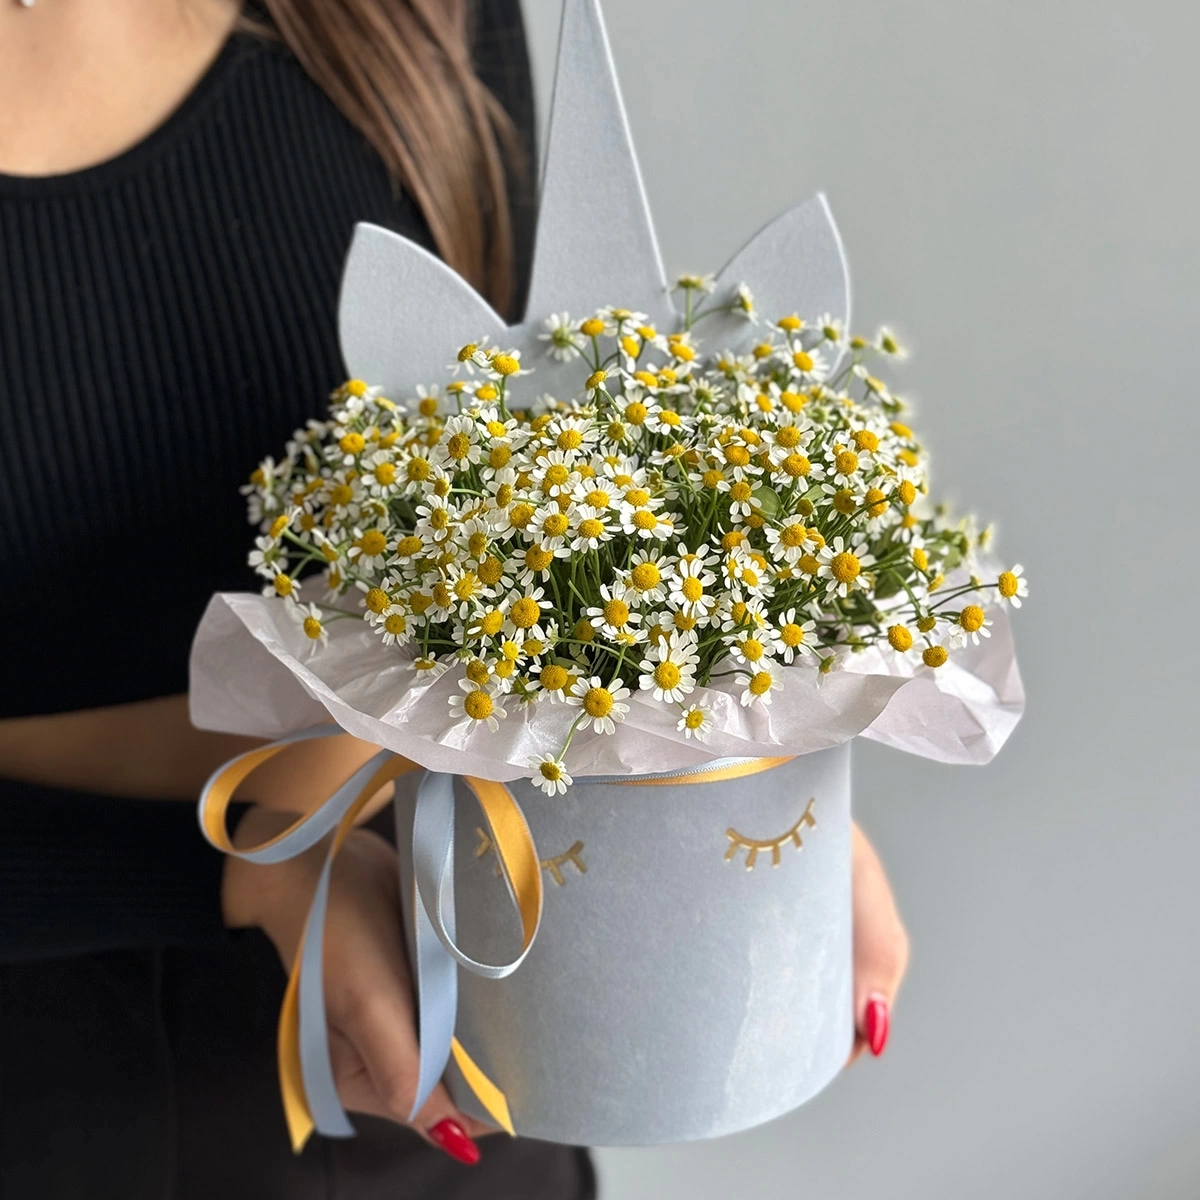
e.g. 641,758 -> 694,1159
198,726 -> 543,1151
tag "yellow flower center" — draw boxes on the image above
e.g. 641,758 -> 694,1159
542,512 -> 569,537
922,646 -> 948,669
832,488 -> 857,515
578,518 -> 605,539
463,690 -> 495,720
624,487 -> 650,507
539,761 -> 564,782
492,353 -> 519,376
429,508 -> 450,530
998,571 -> 1019,598
960,605 -> 985,633
777,314 -> 803,331
558,428 -> 584,451
457,343 -> 478,362
793,350 -> 814,372
479,610 -> 504,636
485,419 -> 509,438
583,687 -> 614,718
543,465 -> 570,489
684,709 -> 706,730
585,488 -> 612,508
781,623 -> 805,648
603,599 -> 630,627
780,524 -> 806,548
329,483 -> 354,506
830,551 -> 861,584
410,592 -> 433,615
406,457 -> 431,481
509,502 -> 536,529
273,574 -> 293,597
478,557 -> 504,586
418,397 -> 439,417
898,480 -> 917,505
890,421 -> 913,438
339,432 -> 366,455
835,449 -> 859,475
775,426 -> 802,449
724,445 -> 751,468
741,637 -> 764,662
345,379 -> 368,397
357,529 -> 387,556
654,662 -> 682,689
525,546 -> 553,572
510,598 -> 541,628
302,616 -> 323,640
854,429 -> 880,452
373,462 -> 396,486
702,469 -> 724,488
888,624 -> 913,652
748,671 -> 773,696
586,370 -> 608,391
865,487 -> 889,518
659,410 -> 682,426
633,566 -> 662,595
633,510 -> 658,531
453,574 -> 480,600
540,664 -> 569,692
730,481 -> 753,503
493,483 -> 514,507
917,615 -> 937,633
573,618 -> 595,642
580,317 -> 605,337
681,577 -> 704,602
475,384 -> 499,402
364,587 -> 389,614
799,553 -> 821,576
384,612 -> 407,635
782,454 -> 811,478
466,659 -> 491,684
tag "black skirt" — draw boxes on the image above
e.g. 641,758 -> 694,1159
0,935 -> 595,1200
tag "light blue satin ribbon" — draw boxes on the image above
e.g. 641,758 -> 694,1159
199,732 -> 539,1140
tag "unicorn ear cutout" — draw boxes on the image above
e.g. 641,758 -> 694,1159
706,194 -> 852,372
339,223 -> 507,403
520,0 -> 673,331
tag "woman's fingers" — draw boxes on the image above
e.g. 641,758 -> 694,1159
846,821 -> 910,1066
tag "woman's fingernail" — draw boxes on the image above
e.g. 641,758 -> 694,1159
864,996 -> 890,1056
428,1118 -> 481,1165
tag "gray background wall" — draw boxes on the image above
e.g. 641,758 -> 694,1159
521,2 -> 1200,1197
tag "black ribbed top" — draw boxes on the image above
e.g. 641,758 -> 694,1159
0,3 -> 535,718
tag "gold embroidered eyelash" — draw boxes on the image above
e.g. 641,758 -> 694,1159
724,798 -> 817,870
475,827 -> 588,886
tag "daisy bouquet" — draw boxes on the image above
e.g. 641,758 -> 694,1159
241,294 -> 1027,797
190,0 -> 1026,1152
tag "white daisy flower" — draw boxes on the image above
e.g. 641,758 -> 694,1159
638,630 -> 700,703
997,564 -> 1028,608
587,581 -> 643,640
567,675 -> 631,735
529,754 -> 573,796
569,505 -> 615,552
290,601 -> 329,655
448,678 -> 507,732
764,515 -> 810,565
815,313 -> 844,344
734,284 -> 757,323
736,663 -> 781,708
816,535 -> 877,599
676,704 -> 713,742
539,313 -> 586,363
775,608 -> 817,663
952,604 -> 993,647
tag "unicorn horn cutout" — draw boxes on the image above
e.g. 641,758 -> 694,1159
337,0 -> 851,406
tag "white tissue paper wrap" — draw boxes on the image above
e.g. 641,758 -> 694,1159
189,572 -> 1024,780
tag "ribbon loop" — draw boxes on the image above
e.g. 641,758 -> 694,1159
198,730 -> 540,1151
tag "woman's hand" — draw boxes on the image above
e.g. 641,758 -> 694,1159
221,807 -> 490,1166
846,820 -> 910,1065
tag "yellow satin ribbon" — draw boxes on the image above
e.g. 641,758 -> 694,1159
200,739 -> 532,1150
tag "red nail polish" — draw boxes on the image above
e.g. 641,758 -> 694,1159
864,996 -> 890,1056
428,1118 -> 481,1165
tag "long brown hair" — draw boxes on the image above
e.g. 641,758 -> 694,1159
247,0 -> 520,316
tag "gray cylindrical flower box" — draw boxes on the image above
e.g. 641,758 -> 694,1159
395,744 -> 853,1146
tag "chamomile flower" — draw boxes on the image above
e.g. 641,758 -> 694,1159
290,601 -> 329,654
953,604 -> 993,646
448,679 -> 507,732
569,505 -> 614,552
539,313 -> 585,362
736,663 -> 781,708
587,581 -> 643,640
816,535 -> 876,598
676,704 -> 713,742
997,564 -> 1028,608
775,609 -> 816,662
638,630 -> 700,702
568,676 -> 631,735
529,754 -> 573,796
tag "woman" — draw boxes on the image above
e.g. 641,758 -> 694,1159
0,1 -> 909,1196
